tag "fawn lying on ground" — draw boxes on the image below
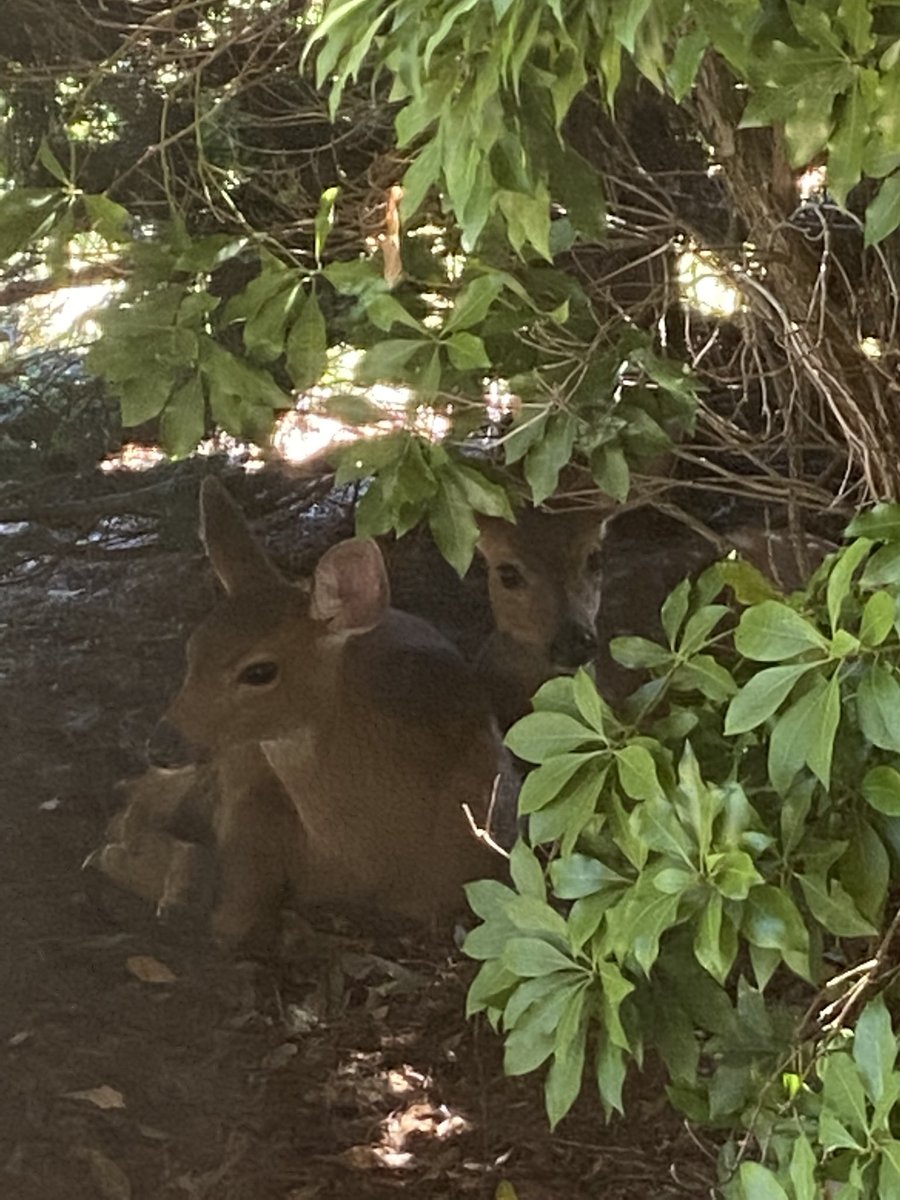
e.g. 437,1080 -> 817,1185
97,479 -> 511,946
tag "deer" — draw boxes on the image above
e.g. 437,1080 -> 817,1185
474,507 -> 607,729
95,478 -> 512,948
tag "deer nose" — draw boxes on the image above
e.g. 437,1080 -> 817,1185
147,720 -> 203,770
550,620 -> 598,669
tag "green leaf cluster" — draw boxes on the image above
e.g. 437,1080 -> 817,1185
464,505 -> 900,1189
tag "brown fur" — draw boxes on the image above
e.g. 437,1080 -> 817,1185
105,480 -> 509,947
475,507 -> 605,728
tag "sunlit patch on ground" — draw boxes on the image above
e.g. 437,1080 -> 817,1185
328,1056 -> 472,1173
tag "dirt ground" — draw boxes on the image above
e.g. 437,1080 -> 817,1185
0,460 -> 715,1200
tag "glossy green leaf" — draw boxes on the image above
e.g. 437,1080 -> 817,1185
854,996 -> 897,1104
848,502 -> 900,541
866,172 -> 900,246
502,936 -> 578,978
505,711 -> 596,763
160,375 -> 205,458
524,412 -> 577,505
737,1162 -> 789,1200
286,293 -> 328,390
614,744 -> 664,802
797,873 -> 877,937
857,664 -> 900,752
862,765 -> 900,815
826,537 -> 872,632
860,590 -> 895,646
734,601 -> 829,661
508,840 -> 546,901
725,662 -> 817,734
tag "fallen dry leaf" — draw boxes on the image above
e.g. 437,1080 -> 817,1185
126,955 -> 176,985
262,1042 -> 298,1071
65,1085 -> 126,1110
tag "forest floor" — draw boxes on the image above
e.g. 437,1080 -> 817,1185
0,458 -> 714,1200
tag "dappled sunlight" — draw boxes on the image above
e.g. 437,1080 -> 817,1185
331,1056 -> 472,1173
677,246 -> 740,318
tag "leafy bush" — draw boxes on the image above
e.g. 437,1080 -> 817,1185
465,503 -> 900,1197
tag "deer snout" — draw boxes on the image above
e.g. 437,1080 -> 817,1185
147,719 -> 204,771
549,619 -> 598,669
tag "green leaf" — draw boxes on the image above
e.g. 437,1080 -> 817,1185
866,172 -> 900,246
734,602 -> 829,661
857,664 -> 900,752
615,745 -> 664,802
667,29 -> 708,103
572,669 -> 609,734
862,765 -> 900,815
365,293 -> 422,334
787,1134 -> 817,1200
517,753 -> 600,815
861,590 -> 895,646
358,337 -> 424,382
505,712 -> 596,763
807,671 -> 841,790
797,874 -> 878,937
826,537 -> 872,632
37,136 -> 68,184
244,283 -> 298,361
286,293 -> 328,390
502,937 -> 579,978
838,0 -> 873,55
828,75 -> 868,208
737,1162 -> 789,1200
551,855 -> 628,901
445,274 -> 504,333
545,990 -> 588,1128
841,820 -> 889,923
0,187 -> 61,260
609,636 -> 672,669
591,443 -> 630,503
83,192 -> 131,242
428,476 -> 479,575
444,330 -> 490,371
595,1032 -> 626,1116
465,957 -> 517,1015
314,186 -> 339,261
742,885 -> 810,972
768,683 -> 820,794
848,502 -> 900,541
524,412 -> 577,505
661,579 -> 691,648
694,892 -> 737,984
879,1143 -> 900,1200
821,1051 -> 870,1138
508,841 -> 546,901
119,374 -> 173,426
465,877 -> 516,922
160,375 -> 205,458
854,996 -> 897,1104
725,663 -> 818,734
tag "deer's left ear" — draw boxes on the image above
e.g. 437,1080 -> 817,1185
310,538 -> 390,633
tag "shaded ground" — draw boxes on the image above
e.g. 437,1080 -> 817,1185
0,460 -> 714,1199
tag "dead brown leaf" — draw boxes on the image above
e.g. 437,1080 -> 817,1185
65,1085 -> 126,1110
126,954 -> 177,984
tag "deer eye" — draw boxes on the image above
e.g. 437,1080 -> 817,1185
497,563 -> 526,589
238,660 -> 279,687
586,549 -> 603,574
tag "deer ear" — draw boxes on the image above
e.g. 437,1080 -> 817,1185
311,538 -> 390,633
199,478 -> 281,595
